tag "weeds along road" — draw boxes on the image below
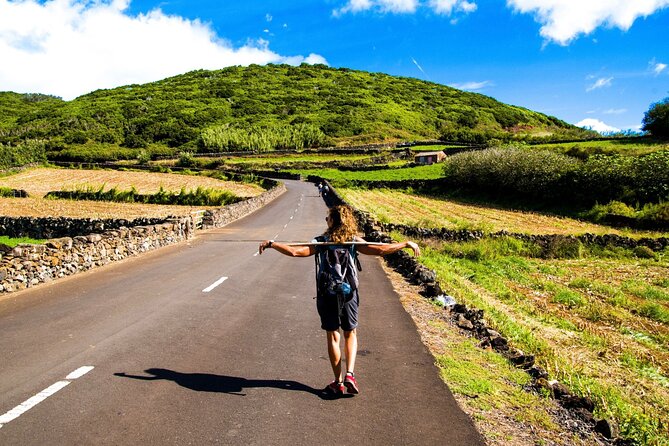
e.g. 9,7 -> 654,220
0,180 -> 484,446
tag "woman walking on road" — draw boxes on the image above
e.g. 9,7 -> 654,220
259,205 -> 420,396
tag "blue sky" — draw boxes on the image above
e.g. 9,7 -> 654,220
1,0 -> 668,133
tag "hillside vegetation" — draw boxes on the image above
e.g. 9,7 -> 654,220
0,64 -> 593,162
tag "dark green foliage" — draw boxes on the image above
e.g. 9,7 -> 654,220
444,147 -> 669,208
0,140 -> 46,169
642,97 -> 669,138
542,237 -> 583,259
632,245 -> 656,260
0,65 -> 589,160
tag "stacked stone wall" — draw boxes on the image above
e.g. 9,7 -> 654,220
0,217 -> 193,293
0,182 -> 286,293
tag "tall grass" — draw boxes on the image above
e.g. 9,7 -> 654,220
200,123 -> 329,152
45,185 -> 241,206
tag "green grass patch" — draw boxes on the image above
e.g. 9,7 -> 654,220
0,236 -> 46,247
435,335 -> 557,432
45,184 -> 241,206
289,162 -> 444,182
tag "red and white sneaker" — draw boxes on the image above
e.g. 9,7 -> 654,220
344,372 -> 359,394
326,380 -> 345,395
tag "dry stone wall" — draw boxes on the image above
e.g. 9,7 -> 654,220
0,182 -> 286,294
0,218 -> 193,293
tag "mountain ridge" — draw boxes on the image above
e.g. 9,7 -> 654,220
0,64 -> 593,154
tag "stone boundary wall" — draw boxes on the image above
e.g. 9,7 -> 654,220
0,217 -> 193,293
0,182 -> 286,294
381,223 -> 669,252
0,188 -> 29,198
1,216 -> 171,240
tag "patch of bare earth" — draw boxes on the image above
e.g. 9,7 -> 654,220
0,167 -> 265,219
379,261 -> 605,446
0,167 -> 264,198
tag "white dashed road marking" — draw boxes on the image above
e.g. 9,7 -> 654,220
203,276 -> 228,293
0,366 -> 94,429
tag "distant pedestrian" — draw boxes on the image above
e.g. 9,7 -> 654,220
259,205 -> 420,397
317,182 -> 323,197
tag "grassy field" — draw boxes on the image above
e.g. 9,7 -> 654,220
291,162 -> 444,181
342,188 -> 669,445
530,138 -> 669,157
340,188 -> 663,237
0,167 -> 265,219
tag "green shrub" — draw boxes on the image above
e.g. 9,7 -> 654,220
177,151 -> 197,167
542,237 -> 583,259
552,289 -> 585,308
633,245 -> 657,260
0,140 -> 46,169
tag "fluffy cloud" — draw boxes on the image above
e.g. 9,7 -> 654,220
0,0 -> 327,100
429,0 -> 477,15
576,118 -> 620,134
586,77 -> 613,92
334,0 -> 475,15
653,62 -> 667,75
507,0 -> 669,45
334,0 -> 418,15
449,80 -> 493,91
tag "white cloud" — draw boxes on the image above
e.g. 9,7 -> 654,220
506,0 -> 669,45
653,62 -> 667,75
576,118 -> 620,134
449,80 -> 493,91
303,53 -> 329,65
0,0 -> 328,100
334,0 -> 417,15
586,76 -> 613,92
429,0 -> 477,15
335,0 -> 476,15
603,108 -> 627,115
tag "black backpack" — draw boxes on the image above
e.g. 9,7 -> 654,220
314,236 -> 362,314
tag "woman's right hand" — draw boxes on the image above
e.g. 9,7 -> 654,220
407,241 -> 421,257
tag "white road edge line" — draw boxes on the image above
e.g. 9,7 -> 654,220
203,276 -> 228,293
66,366 -> 95,380
0,365 -> 95,428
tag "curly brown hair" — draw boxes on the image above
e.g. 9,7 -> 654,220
325,205 -> 359,243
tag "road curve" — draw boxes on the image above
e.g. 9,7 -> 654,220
0,179 -> 485,445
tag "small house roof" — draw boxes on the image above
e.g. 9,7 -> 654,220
415,151 -> 445,157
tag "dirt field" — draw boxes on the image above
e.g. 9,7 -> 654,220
0,168 -> 265,219
0,168 -> 264,197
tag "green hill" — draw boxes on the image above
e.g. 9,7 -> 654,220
0,64 -> 593,160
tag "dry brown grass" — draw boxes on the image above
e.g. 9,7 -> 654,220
0,167 -> 265,219
340,188 -> 662,237
0,167 -> 264,198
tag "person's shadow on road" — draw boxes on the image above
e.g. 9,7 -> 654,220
114,368 -> 352,400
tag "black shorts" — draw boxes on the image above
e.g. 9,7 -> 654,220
316,289 -> 359,331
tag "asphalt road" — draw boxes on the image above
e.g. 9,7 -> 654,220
0,180 -> 485,445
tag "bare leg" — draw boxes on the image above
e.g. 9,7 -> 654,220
343,329 -> 357,374
326,330 -> 343,382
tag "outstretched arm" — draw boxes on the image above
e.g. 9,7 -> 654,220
258,240 -> 316,257
357,239 -> 421,257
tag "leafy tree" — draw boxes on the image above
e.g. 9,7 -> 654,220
642,97 -> 669,138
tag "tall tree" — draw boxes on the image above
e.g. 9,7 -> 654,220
642,97 -> 669,138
